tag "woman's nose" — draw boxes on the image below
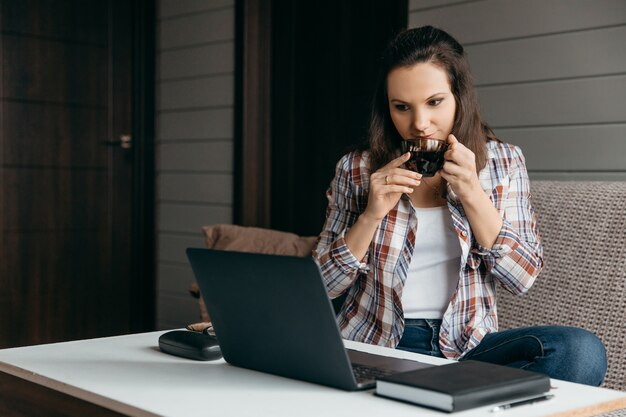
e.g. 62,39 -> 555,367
412,110 -> 430,132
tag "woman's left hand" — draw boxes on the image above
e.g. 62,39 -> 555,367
440,134 -> 482,202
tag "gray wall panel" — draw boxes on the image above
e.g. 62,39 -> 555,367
158,234 -> 206,264
409,1 -> 626,181
409,0 -> 473,11
468,26 -> 626,85
159,173 -> 233,204
159,0 -> 234,19
409,0 -> 626,44
156,2 -> 234,329
157,294 -> 201,327
479,75 -> 626,127
158,41 -> 234,80
158,75 -> 234,110
158,263 -> 196,294
158,8 -> 234,49
495,125 -> 626,171
158,141 -> 233,172
157,108 -> 233,140
158,203 -> 232,234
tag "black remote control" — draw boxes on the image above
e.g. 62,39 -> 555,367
158,330 -> 222,361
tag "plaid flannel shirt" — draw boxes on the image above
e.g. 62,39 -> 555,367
313,141 -> 544,359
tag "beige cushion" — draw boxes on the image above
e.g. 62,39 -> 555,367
202,224 -> 318,257
189,224 -> 318,323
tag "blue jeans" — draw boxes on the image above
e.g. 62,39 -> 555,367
397,319 -> 607,386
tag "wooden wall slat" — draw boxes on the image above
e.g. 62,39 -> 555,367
409,0 -> 474,11
468,26 -> 626,86
158,141 -> 233,172
157,293 -> 201,324
159,173 -> 232,203
158,41 -> 234,80
158,8 -> 234,49
157,263 -> 196,294
158,0 -> 234,20
496,125 -> 626,171
479,75 -> 626,127
158,234 -> 206,264
157,108 -> 233,140
157,75 -> 234,110
409,0 -> 626,45
158,203 -> 231,234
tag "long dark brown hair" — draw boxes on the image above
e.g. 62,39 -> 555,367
366,26 -> 498,174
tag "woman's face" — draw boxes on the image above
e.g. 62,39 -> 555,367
387,62 -> 456,141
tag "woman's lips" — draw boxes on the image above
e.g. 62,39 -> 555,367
416,133 -> 437,139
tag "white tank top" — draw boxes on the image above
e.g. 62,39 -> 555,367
402,206 -> 462,319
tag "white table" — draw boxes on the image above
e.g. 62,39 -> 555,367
0,330 -> 624,417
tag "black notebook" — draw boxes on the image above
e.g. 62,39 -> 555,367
376,360 -> 551,412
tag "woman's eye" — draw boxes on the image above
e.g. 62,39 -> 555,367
394,104 -> 409,111
428,98 -> 443,106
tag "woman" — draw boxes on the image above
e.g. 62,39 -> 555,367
313,26 -> 606,386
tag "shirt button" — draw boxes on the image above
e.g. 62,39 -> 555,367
461,231 -> 468,237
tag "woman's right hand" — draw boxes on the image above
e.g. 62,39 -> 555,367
362,152 -> 422,222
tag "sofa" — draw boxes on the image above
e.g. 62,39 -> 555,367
191,181 -> 626,390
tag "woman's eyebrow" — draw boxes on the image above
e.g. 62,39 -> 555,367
426,92 -> 448,99
389,92 -> 448,102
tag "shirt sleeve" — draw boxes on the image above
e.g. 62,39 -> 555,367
312,153 -> 371,298
472,146 -> 544,294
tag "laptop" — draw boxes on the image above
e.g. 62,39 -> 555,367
186,248 -> 432,391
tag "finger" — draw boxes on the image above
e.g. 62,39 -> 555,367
382,173 -> 422,187
447,134 -> 459,145
380,184 -> 414,195
445,143 -> 466,161
439,169 -> 451,183
386,167 -> 422,180
446,148 -> 474,169
373,167 -> 421,186
441,161 -> 474,183
441,161 -> 462,176
383,152 -> 411,169
445,142 -> 454,160
444,146 -> 456,161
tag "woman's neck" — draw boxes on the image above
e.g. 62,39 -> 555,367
409,175 -> 447,208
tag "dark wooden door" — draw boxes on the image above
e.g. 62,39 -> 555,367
0,0 -> 153,347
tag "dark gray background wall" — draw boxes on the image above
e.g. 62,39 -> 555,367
156,0 -> 626,329
409,0 -> 626,180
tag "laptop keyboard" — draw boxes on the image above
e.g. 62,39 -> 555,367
351,363 -> 395,384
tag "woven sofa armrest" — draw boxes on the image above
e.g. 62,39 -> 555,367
497,181 -> 626,390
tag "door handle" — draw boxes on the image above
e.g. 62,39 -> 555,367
103,134 -> 132,149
